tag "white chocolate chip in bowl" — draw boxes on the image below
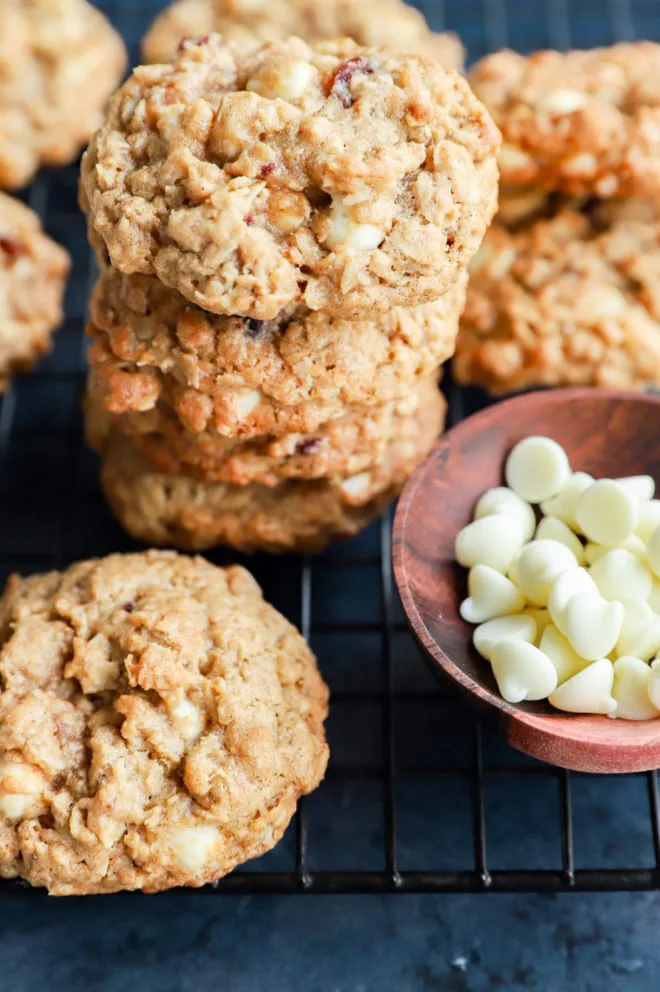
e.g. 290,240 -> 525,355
455,514 -> 526,573
460,565 -> 525,624
575,480 -> 639,547
393,389 -> 660,773
491,641 -> 557,704
472,614 -> 537,662
474,487 -> 536,541
611,658 -> 659,721
505,436 -> 571,503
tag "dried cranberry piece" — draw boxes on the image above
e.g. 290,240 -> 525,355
295,437 -> 321,456
0,237 -> 22,262
245,214 -> 254,226
331,58 -> 374,108
245,318 -> 266,338
260,163 -> 275,178
123,602 -> 135,613
177,34 -> 211,51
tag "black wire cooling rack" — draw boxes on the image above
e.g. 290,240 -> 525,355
1,0 -> 660,896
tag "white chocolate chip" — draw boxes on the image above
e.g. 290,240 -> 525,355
474,487 -> 536,541
548,567 -> 598,636
168,825 -> 220,872
517,540 -> 578,606
498,143 -> 535,171
589,549 -> 653,603
472,614 -> 537,662
535,516 -> 585,563
585,534 -> 647,566
549,659 -> 617,716
340,471 -> 371,499
562,152 -> 598,176
232,389 -> 261,420
563,593 -> 624,661
171,700 -> 203,741
490,640 -> 558,703
636,500 -> 660,542
539,88 -> 587,114
647,524 -> 660,578
524,608 -> 552,639
611,658 -> 659,721
615,599 -> 660,661
647,659 -> 660,710
649,580 -> 660,613
540,472 -> 594,531
325,197 -> 383,251
618,475 -> 655,504
247,60 -> 317,100
0,762 -> 46,822
505,436 -> 571,504
455,514 -> 526,573
575,480 -> 639,547
540,624 -> 589,685
460,565 -> 525,624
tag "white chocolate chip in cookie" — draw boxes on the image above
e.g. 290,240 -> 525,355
340,471 -> 371,499
247,60 -> 318,101
538,88 -> 587,114
170,699 -> 204,742
232,389 -> 261,421
325,197 -> 384,251
168,825 -> 221,872
0,762 -> 46,821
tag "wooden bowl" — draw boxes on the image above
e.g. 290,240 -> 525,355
393,388 -> 660,773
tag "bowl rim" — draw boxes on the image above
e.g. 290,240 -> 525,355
392,387 -> 660,773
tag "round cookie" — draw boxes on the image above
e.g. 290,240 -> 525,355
80,34 -> 499,320
0,0 -> 126,190
87,376 -> 442,487
0,550 -> 328,894
453,199 -> 660,394
0,192 -> 70,391
141,0 -> 464,69
87,266 -> 465,438
98,395 -> 445,553
470,42 -> 660,199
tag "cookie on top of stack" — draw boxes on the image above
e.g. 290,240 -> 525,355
81,34 -> 500,553
453,42 -> 660,394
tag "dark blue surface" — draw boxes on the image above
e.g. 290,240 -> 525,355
1,1 -> 660,988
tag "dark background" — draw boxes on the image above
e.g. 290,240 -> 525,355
1,1 -> 660,989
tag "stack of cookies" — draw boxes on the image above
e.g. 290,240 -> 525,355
453,42 -> 660,394
81,34 -> 500,553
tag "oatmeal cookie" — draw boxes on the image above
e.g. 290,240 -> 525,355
0,0 -> 126,190
98,395 -> 445,552
0,192 -> 70,390
0,550 -> 328,895
87,267 -> 464,438
470,43 -> 660,199
80,34 -> 499,320
87,376 -> 442,487
141,0 -> 464,69
453,199 -> 660,394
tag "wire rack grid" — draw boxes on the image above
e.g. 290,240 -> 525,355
1,0 -> 660,896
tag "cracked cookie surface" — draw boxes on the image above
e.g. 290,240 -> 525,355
87,266 -> 464,438
0,0 -> 126,190
141,0 -> 464,69
0,550 -> 328,894
470,43 -> 660,199
80,34 -> 499,320
453,199 -> 660,394
0,192 -> 70,391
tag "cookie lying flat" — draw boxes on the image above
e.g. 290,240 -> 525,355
0,551 -> 328,894
142,0 -> 464,69
0,192 -> 70,390
98,395 -> 445,553
453,199 -> 660,394
470,42 -> 660,199
80,34 -> 499,320
87,375 -> 442,488
0,0 -> 126,190
87,266 -> 464,439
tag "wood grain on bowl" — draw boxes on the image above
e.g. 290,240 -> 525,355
393,388 -> 660,773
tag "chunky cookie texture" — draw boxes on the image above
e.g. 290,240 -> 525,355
80,34 -> 499,320
0,551 -> 328,894
141,0 -> 464,69
470,42 -> 660,199
87,266 -> 465,438
0,192 -> 70,390
454,199 -> 660,394
98,394 -> 445,553
0,0 -> 126,190
87,376 -> 442,487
